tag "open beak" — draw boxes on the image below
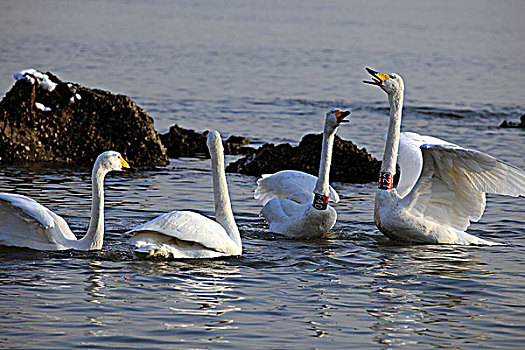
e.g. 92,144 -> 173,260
335,110 -> 351,123
363,67 -> 391,86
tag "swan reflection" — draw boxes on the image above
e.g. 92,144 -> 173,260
366,245 -> 493,347
83,260 -> 242,343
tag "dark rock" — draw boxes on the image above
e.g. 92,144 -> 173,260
160,124 -> 208,158
223,135 -> 254,156
159,125 -> 255,158
0,70 -> 168,166
226,133 -> 382,183
226,135 -> 250,145
499,114 -> 525,128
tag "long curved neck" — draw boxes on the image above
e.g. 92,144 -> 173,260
211,146 -> 241,250
380,90 -> 403,187
313,124 -> 336,199
78,165 -> 107,250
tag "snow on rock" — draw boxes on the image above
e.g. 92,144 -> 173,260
34,102 -> 51,112
0,70 -> 168,166
14,68 -> 57,91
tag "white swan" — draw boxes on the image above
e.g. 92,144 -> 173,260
0,151 -> 132,250
254,109 -> 350,238
364,68 -> 525,245
128,130 -> 242,259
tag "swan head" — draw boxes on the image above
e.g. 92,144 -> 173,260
95,151 -> 132,173
325,108 -> 350,131
364,67 -> 404,95
206,130 -> 223,154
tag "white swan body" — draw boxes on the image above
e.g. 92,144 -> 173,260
128,130 -> 242,259
365,68 -> 525,245
255,170 -> 340,206
0,151 -> 131,250
255,109 -> 350,238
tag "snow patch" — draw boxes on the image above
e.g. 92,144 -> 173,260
35,102 -> 52,112
14,68 -> 57,91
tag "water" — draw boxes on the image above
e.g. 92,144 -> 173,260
1,1 -> 524,348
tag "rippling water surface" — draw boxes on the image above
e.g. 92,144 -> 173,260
1,1 -> 524,348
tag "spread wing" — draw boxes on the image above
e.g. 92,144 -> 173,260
128,210 -> 238,255
395,132 -> 457,198
0,193 -> 56,229
254,170 -> 340,205
0,193 -> 74,249
400,143 -> 525,232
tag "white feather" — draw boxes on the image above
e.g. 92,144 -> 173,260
254,110 -> 347,238
254,170 -> 340,206
127,130 -> 242,259
368,69 -> 525,245
129,211 -> 239,258
0,151 -> 130,250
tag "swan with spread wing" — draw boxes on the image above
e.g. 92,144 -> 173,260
254,109 -> 350,238
364,68 -> 525,245
0,151 -> 132,250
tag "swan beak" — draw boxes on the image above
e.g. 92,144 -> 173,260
120,157 -> 135,172
335,110 -> 351,123
363,67 -> 391,86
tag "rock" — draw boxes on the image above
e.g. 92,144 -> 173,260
159,125 -> 255,158
160,124 -> 208,158
0,69 -> 168,166
499,114 -> 525,128
223,135 -> 253,156
226,133 -> 382,183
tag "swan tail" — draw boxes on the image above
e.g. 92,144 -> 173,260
454,231 -> 502,246
133,242 -> 174,259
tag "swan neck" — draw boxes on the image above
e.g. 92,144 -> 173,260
211,145 -> 241,250
314,125 -> 336,198
78,164 -> 106,250
381,91 -> 403,176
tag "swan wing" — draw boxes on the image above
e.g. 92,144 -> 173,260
128,210 -> 238,255
260,198 -> 335,238
254,170 -> 340,205
0,193 -> 56,228
0,193 -> 75,249
261,198 -> 304,223
400,143 -> 525,231
260,198 -> 308,234
395,133 -> 424,198
395,132 -> 459,197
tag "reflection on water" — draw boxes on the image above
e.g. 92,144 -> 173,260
80,260 -> 243,345
372,245 -> 492,279
366,246 -> 499,347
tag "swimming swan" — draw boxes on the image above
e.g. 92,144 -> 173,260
0,151 -> 132,250
128,130 -> 242,258
364,68 -> 525,245
254,109 -> 350,238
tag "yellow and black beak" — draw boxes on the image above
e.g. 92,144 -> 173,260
334,109 -> 351,123
363,67 -> 391,86
120,156 -> 135,172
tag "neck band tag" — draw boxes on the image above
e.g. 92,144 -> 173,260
313,193 -> 329,210
379,172 -> 393,190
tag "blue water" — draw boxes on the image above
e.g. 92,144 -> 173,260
0,1 -> 524,348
